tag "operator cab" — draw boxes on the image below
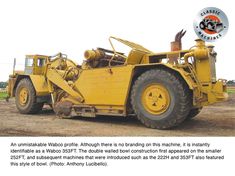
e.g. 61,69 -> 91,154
24,55 -> 48,75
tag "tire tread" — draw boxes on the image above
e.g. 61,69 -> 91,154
131,68 -> 192,129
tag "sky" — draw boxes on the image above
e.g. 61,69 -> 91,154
0,0 -> 234,81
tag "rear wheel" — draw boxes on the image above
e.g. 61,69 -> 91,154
131,69 -> 192,129
15,78 -> 43,114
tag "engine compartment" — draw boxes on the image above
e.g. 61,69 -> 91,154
82,48 -> 126,68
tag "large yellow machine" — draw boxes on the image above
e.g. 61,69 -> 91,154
7,31 -> 228,129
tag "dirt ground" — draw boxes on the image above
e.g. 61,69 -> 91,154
0,95 -> 234,136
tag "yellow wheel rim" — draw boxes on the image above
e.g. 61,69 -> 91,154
141,84 -> 170,115
19,87 -> 29,105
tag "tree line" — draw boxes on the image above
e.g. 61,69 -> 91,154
227,80 -> 235,86
0,82 -> 8,88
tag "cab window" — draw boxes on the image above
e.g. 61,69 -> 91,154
25,58 -> 34,67
37,58 -> 45,67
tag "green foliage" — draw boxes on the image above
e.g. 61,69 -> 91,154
227,80 -> 235,86
227,88 -> 235,94
0,92 -> 7,99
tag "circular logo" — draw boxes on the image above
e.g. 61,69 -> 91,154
193,7 -> 229,42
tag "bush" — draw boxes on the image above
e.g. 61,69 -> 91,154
227,80 -> 235,86
0,82 -> 7,88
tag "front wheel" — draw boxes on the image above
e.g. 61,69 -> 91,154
15,78 -> 43,114
131,69 -> 192,129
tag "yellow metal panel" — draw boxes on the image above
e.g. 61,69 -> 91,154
29,75 -> 49,96
75,65 -> 134,105
46,69 -> 84,102
33,55 -> 48,75
148,50 -> 189,57
195,58 -> 212,83
126,50 -> 145,65
208,81 -> 228,103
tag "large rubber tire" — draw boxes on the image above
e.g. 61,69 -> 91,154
186,107 -> 202,120
131,69 -> 192,129
15,78 -> 43,114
